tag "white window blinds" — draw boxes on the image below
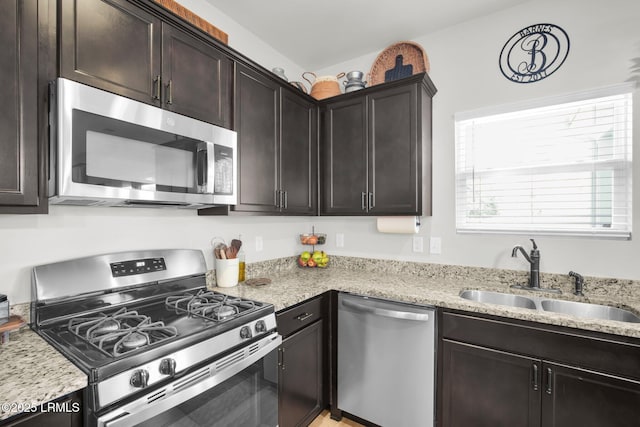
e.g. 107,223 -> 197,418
455,85 -> 633,239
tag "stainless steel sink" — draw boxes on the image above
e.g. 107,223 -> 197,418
540,299 -> 640,323
459,290 -> 537,309
459,289 -> 640,323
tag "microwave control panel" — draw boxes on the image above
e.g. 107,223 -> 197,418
110,257 -> 167,277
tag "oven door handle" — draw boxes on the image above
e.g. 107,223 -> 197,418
97,333 -> 282,427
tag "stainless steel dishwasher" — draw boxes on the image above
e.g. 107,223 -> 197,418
337,293 -> 436,427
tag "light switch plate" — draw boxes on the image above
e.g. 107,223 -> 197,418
336,233 -> 345,248
429,237 -> 442,254
412,236 -> 424,253
255,236 -> 263,252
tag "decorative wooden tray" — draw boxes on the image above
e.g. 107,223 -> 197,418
369,41 -> 430,86
152,0 -> 228,44
0,315 -> 26,334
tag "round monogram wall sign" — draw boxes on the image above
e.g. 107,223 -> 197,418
499,23 -> 570,84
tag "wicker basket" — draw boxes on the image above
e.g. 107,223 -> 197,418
369,41 -> 430,86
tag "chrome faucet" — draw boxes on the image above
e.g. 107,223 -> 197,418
512,239 -> 541,289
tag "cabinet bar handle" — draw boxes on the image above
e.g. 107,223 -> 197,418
283,191 -> 288,209
275,190 -> 281,208
532,364 -> 539,391
296,312 -> 313,321
278,347 -> 285,371
368,192 -> 375,210
153,75 -> 161,100
361,192 -> 367,210
167,80 -> 173,104
545,367 -> 553,395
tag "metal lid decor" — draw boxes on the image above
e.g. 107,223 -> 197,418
369,41 -> 430,86
302,72 -> 346,100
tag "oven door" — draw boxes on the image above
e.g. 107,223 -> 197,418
97,333 -> 281,427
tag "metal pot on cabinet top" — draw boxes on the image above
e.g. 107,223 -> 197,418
343,70 -> 367,93
302,71 -> 345,100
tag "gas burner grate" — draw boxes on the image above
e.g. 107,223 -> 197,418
165,290 -> 258,322
67,307 -> 178,357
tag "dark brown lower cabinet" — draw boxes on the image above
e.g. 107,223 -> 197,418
441,311 -> 640,427
542,362 -> 640,427
442,340 -> 540,427
276,295 -> 327,427
279,320 -> 324,427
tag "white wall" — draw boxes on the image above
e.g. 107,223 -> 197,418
175,0 -> 306,81
2,0 -> 640,304
315,0 -> 640,280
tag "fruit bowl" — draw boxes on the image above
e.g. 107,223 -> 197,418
299,234 -> 326,245
297,250 -> 330,268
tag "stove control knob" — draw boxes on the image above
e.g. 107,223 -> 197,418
159,358 -> 177,376
255,320 -> 267,334
240,326 -> 252,339
130,369 -> 149,388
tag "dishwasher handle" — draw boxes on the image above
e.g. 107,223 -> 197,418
341,298 -> 431,322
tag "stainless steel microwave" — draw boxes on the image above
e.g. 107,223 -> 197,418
49,78 -> 237,208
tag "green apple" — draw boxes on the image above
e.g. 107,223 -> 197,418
312,250 -> 323,264
300,251 -> 311,262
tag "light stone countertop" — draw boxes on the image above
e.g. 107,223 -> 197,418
0,328 -> 87,421
214,256 -> 640,339
2,256 -> 639,421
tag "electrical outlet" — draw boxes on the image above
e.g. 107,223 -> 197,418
429,237 -> 442,254
336,233 -> 345,248
255,236 -> 263,252
412,236 -> 424,253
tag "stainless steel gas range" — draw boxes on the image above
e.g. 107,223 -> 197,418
30,249 -> 281,427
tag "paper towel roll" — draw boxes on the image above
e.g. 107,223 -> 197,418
376,216 -> 420,234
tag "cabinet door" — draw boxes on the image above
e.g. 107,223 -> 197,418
161,24 -> 231,127
280,89 -> 317,215
0,0 -> 46,213
279,320 -> 325,427
321,97 -> 368,215
368,83 -> 420,215
541,362 -> 640,427
442,340 -> 541,427
60,0 -> 161,105
233,64 -> 280,213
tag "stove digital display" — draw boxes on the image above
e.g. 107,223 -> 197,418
110,257 -> 166,277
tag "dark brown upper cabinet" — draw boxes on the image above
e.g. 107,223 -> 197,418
0,0 -> 51,214
229,63 -> 317,215
161,23 -> 230,126
60,0 -> 231,127
279,89 -> 318,215
321,72 -> 436,216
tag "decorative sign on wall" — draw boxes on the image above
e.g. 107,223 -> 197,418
499,23 -> 570,84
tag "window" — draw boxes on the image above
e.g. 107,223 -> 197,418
455,85 -> 633,238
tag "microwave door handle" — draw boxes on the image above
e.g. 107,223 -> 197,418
196,142 -> 214,194
206,141 -> 215,194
